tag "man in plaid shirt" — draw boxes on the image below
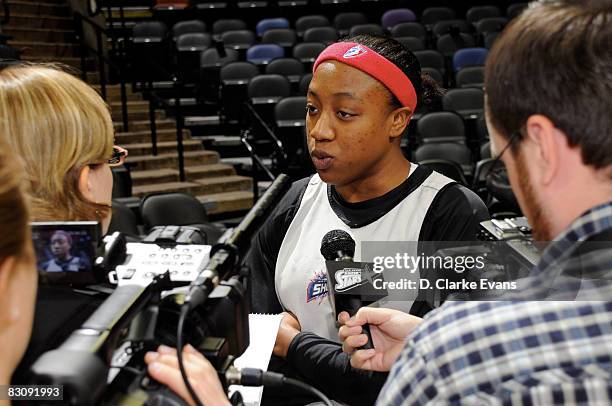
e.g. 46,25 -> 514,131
339,0 -> 612,404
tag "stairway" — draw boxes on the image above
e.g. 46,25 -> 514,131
107,85 -> 254,216
2,0 -> 82,67
2,0 -> 254,217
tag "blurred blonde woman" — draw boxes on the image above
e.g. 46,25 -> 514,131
0,135 -> 37,401
0,64 -> 125,233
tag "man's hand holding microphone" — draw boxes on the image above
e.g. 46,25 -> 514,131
337,308 -> 423,372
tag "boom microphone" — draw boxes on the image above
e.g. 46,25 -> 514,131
184,174 -> 291,309
320,230 -> 374,350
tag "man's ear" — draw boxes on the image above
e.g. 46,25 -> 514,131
0,256 -> 19,325
388,107 -> 412,139
524,114 -> 560,185
78,165 -> 94,201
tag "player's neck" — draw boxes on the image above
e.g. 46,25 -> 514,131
335,153 -> 410,203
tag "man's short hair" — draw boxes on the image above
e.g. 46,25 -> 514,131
485,0 -> 612,169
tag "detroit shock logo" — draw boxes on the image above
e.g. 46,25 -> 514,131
306,271 -> 328,303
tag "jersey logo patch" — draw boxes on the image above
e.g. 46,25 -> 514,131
343,45 -> 367,59
306,271 -> 328,303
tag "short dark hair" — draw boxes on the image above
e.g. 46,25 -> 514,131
343,35 -> 445,113
485,0 -> 612,169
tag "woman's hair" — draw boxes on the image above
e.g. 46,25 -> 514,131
0,135 -> 30,261
343,35 -> 445,112
0,64 -> 114,223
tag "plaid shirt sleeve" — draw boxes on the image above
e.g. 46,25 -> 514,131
376,300 -> 612,405
375,310 -> 442,405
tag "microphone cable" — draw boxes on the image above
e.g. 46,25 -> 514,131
227,367 -> 334,406
177,304 -> 204,406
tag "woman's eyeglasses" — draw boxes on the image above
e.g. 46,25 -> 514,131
108,146 -> 128,167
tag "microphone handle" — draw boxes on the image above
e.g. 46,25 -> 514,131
345,297 -> 374,350
359,324 -> 374,350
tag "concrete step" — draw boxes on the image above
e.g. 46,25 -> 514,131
94,85 -> 142,102
199,191 -> 254,215
125,150 -> 220,171
185,164 -> 237,179
112,109 -> 165,122
110,100 -> 149,113
132,175 -> 250,198
132,181 -> 207,198
115,128 -> 189,144
130,163 -> 236,186
2,1 -> 69,16
122,140 -> 203,156
9,0 -> 66,4
192,175 -> 252,195
114,119 -> 177,132
103,8 -> 153,20
8,41 -> 79,57
1,26 -> 75,42
131,168 -> 182,186
94,84 -> 139,99
21,55 -> 95,70
5,14 -> 74,30
96,90 -> 142,102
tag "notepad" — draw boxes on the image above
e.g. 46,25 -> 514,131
229,313 -> 284,406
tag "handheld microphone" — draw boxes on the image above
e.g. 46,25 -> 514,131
320,230 -> 374,350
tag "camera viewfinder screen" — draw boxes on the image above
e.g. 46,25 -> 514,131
31,222 -> 100,286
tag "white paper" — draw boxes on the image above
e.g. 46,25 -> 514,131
229,313 -> 283,406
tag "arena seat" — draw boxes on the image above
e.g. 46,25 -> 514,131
212,19 -> 247,40
443,88 -> 485,119
303,27 -> 338,44
171,20 -> 206,40
390,22 -> 426,40
334,12 -> 368,36
381,8 -> 417,30
421,7 -> 455,26
432,19 -> 471,37
436,33 -> 476,56
349,24 -> 384,37
394,37 -> 425,52
452,47 -> 488,72
417,112 -> 467,144
256,17 -> 290,37
295,15 -> 331,37
246,44 -> 284,65
262,28 -> 297,48
140,192 -> 225,244
455,66 -> 484,88
466,5 -> 502,24
293,42 -> 326,64
265,58 -> 305,84
475,17 -> 508,35
221,30 -> 256,51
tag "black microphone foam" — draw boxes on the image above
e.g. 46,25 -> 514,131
320,229 -> 355,260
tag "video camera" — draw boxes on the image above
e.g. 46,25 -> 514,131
25,175 -> 292,405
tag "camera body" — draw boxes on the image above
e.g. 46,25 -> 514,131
28,224 -> 250,405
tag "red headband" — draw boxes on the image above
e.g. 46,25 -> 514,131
313,42 -> 418,112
